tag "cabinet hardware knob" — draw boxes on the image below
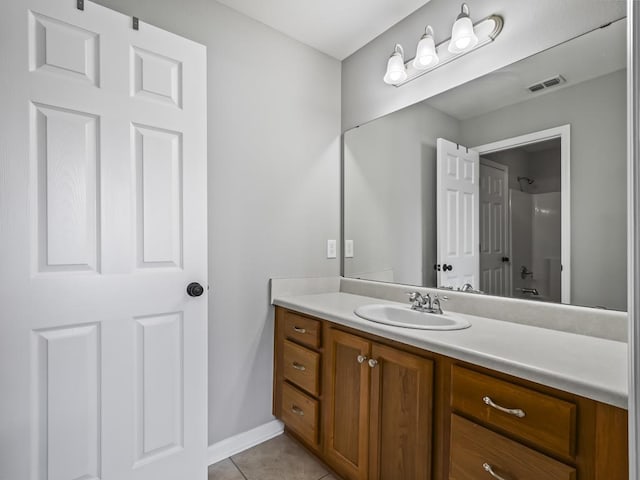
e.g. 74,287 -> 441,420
292,362 -> 306,371
482,396 -> 526,418
368,358 -> 378,368
357,355 -> 368,364
291,406 -> 304,416
293,326 -> 306,334
482,463 -> 507,480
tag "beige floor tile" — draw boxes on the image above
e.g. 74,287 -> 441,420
319,475 -> 340,480
231,434 -> 328,480
208,458 -> 245,480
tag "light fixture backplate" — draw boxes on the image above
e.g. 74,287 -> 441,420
391,15 -> 504,87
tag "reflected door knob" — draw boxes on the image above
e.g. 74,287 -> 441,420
186,282 -> 205,297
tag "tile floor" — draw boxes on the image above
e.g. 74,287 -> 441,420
208,434 -> 339,480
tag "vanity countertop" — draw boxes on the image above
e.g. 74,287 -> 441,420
273,291 -> 628,409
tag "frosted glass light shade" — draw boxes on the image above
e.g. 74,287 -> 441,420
449,4 -> 478,53
383,45 -> 407,84
413,26 -> 439,70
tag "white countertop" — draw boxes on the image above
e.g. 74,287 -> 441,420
273,291 -> 628,409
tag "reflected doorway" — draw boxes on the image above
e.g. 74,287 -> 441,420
480,140 -> 562,301
474,125 -> 570,303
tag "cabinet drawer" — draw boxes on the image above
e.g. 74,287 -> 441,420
450,415 -> 576,480
281,383 -> 319,446
284,311 -> 321,348
283,340 -> 320,396
451,366 -> 576,458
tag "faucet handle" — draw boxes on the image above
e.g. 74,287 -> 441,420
406,291 -> 430,309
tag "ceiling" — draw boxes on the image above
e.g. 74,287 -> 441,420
215,0 -> 432,60
425,18 -> 626,120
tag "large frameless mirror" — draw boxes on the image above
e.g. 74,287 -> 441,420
343,17 -> 627,311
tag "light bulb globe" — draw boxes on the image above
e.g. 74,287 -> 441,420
383,48 -> 407,84
449,15 -> 478,53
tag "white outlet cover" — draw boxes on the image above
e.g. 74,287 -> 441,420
345,240 -> 354,258
327,239 -> 337,258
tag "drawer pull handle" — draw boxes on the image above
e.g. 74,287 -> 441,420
293,326 -> 306,334
292,362 -> 306,371
483,396 -> 526,418
368,358 -> 378,368
357,355 -> 368,364
291,405 -> 304,416
483,463 -> 507,480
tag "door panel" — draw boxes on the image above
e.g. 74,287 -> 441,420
135,313 -> 185,465
369,344 -> 434,480
134,124 -> 183,268
33,103 -> 100,272
34,324 -> 101,480
0,1 -> 207,479
324,329 -> 371,480
479,159 -> 510,296
436,139 -> 479,289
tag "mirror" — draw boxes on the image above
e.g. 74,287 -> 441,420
343,18 -> 627,311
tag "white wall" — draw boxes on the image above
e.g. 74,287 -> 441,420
344,102 -> 460,286
341,0 -> 625,131
461,70 -> 627,310
93,0 -> 342,444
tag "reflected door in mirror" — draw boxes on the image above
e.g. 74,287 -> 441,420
436,139 -> 479,289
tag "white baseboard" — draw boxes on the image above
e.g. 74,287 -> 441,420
207,419 -> 284,466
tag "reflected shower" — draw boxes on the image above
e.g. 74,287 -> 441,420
517,176 -> 535,191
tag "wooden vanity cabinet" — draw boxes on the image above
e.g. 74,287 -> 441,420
272,307 -> 628,480
323,328 -> 434,480
273,308 -> 323,450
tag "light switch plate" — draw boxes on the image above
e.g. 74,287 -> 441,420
345,240 -> 354,258
327,239 -> 337,258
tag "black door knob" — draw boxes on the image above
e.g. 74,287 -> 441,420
186,282 -> 205,297
443,264 -> 453,272
502,256 -> 510,263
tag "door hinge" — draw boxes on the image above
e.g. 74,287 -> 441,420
77,0 -> 84,11
133,17 -> 139,30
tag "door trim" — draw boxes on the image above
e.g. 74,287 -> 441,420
472,125 -> 571,304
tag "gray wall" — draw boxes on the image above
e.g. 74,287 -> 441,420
461,70 -> 627,310
485,147 -> 561,194
93,0 -> 342,444
344,102 -> 460,286
341,0 -> 625,131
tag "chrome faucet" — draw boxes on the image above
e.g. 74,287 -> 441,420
431,296 -> 443,315
406,292 -> 444,314
407,291 -> 430,310
517,287 -> 539,296
459,283 -> 483,294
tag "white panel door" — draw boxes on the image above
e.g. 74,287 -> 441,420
0,2 -> 208,480
479,159 -> 510,296
436,139 -> 479,289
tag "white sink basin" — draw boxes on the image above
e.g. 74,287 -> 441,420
354,304 -> 471,331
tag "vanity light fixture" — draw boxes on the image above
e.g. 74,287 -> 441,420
383,44 -> 408,85
449,3 -> 479,53
383,5 -> 503,87
413,25 -> 439,70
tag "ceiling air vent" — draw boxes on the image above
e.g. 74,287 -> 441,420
527,75 -> 566,93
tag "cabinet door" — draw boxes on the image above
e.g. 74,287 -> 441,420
369,343 -> 434,480
324,329 -> 371,480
